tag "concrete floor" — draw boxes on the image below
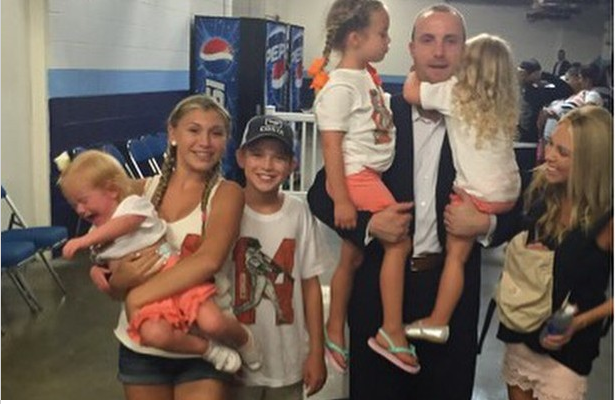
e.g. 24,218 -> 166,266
2,237 -> 613,399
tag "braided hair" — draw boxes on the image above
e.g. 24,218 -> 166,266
321,0 -> 385,71
151,95 -> 230,238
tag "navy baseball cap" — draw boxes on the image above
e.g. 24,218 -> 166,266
240,115 -> 295,155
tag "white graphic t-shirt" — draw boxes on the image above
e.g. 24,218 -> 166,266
232,194 -> 328,387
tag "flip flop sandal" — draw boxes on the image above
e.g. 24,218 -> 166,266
325,330 -> 349,374
367,328 -> 421,374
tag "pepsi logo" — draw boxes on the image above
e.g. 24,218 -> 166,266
267,25 -> 287,41
294,61 -> 303,89
271,58 -> 288,90
200,37 -> 234,74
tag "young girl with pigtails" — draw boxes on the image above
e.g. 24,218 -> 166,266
308,0 -> 419,375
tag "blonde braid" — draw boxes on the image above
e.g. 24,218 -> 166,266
199,163 -> 221,238
151,143 -> 176,209
321,24 -> 339,71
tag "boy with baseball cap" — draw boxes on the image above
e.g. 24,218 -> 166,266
231,115 -> 328,399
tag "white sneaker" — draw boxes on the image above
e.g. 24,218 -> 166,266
202,342 -> 241,373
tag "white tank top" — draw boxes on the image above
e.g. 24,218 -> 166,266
114,175 -> 234,358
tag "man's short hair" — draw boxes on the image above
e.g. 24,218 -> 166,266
411,4 -> 467,41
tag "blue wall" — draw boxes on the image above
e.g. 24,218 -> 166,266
49,89 -> 189,235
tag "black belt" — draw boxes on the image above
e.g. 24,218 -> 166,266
410,253 -> 444,272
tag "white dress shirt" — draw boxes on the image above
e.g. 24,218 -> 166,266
412,108 -> 446,256
366,106 -> 496,252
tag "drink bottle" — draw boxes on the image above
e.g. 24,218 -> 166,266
540,302 -> 577,339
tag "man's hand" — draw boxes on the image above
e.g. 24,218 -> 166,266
444,187 -> 490,238
334,200 -> 357,230
368,202 -> 414,243
303,349 -> 327,397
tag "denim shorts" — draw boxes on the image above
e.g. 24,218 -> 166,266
117,344 -> 232,386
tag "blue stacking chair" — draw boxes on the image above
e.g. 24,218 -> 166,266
1,239 -> 43,313
155,131 -> 168,149
141,134 -> 166,168
1,186 -> 68,294
126,138 -> 160,178
101,143 -> 137,178
71,146 -> 87,158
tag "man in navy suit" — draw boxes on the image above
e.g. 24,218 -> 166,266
308,4 -> 517,399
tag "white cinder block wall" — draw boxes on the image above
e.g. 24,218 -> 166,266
2,0 -> 230,227
48,0 -> 230,98
1,0 -> 612,227
1,0 -> 46,228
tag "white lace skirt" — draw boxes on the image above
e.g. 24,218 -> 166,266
502,343 -> 587,400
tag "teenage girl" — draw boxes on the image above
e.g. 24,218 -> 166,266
60,150 -> 261,372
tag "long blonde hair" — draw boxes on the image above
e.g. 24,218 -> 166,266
151,95 -> 231,235
452,33 -> 519,148
525,105 -> 613,242
58,150 -> 137,201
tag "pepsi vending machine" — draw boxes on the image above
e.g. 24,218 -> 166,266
288,25 -> 305,113
192,17 -> 304,181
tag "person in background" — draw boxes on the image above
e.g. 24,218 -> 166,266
308,4 -> 519,399
516,58 -> 571,188
518,59 -> 558,144
497,105 -> 613,400
231,115 -> 327,399
536,64 -> 604,163
552,49 -> 571,78
90,94 -> 245,399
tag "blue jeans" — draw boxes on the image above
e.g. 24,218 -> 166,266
117,344 -> 231,385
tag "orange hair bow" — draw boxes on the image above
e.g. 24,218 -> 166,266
308,57 -> 329,91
